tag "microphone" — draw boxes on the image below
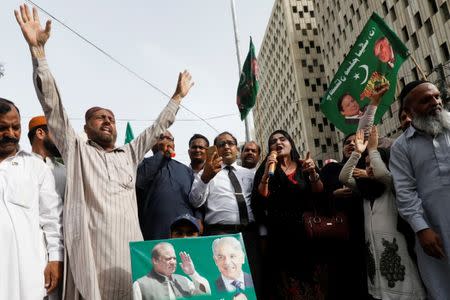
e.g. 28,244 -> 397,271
268,152 -> 277,176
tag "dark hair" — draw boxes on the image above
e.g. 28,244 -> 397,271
337,93 -> 353,112
267,130 -> 300,161
214,131 -> 237,147
241,141 -> 261,155
342,132 -> 356,147
189,133 -> 209,147
0,97 -> 20,116
27,125 -> 48,144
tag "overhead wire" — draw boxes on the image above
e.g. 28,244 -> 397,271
25,0 -> 221,133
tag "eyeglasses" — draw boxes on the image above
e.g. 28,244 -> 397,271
159,134 -> 174,141
216,140 -> 236,148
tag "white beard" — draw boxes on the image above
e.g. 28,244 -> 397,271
412,109 -> 450,136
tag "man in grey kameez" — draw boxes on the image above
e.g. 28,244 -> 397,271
390,80 -> 450,300
15,5 -> 194,299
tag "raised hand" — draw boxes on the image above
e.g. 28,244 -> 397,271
352,168 -> 368,178
368,82 -> 390,106
200,151 -> 222,184
172,70 -> 194,103
301,151 -> 316,175
179,251 -> 195,275
367,126 -> 379,151
354,129 -> 368,154
15,5 -> 51,52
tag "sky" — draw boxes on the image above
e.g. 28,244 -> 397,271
0,0 -> 274,164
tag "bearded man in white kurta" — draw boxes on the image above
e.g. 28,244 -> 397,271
0,98 -> 64,299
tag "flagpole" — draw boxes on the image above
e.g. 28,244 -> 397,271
409,54 -> 428,80
230,0 -> 251,142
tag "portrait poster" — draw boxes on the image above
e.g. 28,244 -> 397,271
320,12 -> 409,135
130,233 -> 256,300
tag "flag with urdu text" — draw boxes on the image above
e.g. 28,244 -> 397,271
320,13 -> 409,135
124,121 -> 134,144
237,37 -> 259,120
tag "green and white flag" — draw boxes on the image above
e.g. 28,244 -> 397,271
124,121 -> 134,144
237,37 -> 259,120
320,13 -> 409,134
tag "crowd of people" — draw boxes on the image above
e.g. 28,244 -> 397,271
2,4 -> 450,300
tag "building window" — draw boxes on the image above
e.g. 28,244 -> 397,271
389,6 -> 397,21
316,78 -> 322,85
307,23 -> 312,30
299,11 -> 304,18
302,29 -> 308,36
308,65 -> 314,73
314,139 -> 320,147
403,0 -> 408,7
356,9 -> 361,20
414,12 -> 422,29
308,98 -> 313,106
428,0 -> 438,14
401,26 -> 409,42
311,118 -> 316,126
301,59 -> 307,67
425,55 -> 433,72
314,103 -> 320,111
441,2 -> 450,22
411,33 -> 419,50
425,19 -> 433,36
320,64 -> 325,72
318,160 -> 323,168
382,2 -> 388,15
330,123 -> 335,131
440,42 -> 450,61
350,4 -> 355,15
313,28 -> 318,35
310,41 -> 315,48
349,19 -> 353,31
323,117 -> 329,125
323,83 -> 328,90
312,85 -> 317,92
295,23 -> 301,30
303,5 -> 308,12
292,6 -> 297,13
313,59 -> 318,66
298,41 -> 304,48
326,138 -> 331,146
310,11 -> 315,18
333,144 -> 339,152
321,145 -> 327,153
318,124 -> 324,132
305,79 -> 310,86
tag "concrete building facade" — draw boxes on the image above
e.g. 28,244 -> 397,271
313,0 -> 450,140
253,0 -> 341,166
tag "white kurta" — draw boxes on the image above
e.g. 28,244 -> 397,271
340,150 -> 426,300
0,150 -> 63,300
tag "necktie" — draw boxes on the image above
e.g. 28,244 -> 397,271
225,166 -> 249,226
231,280 -> 244,292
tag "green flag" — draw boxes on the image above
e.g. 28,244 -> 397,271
237,37 -> 259,120
320,13 -> 409,135
124,121 -> 134,144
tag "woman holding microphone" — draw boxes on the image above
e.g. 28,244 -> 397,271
251,130 -> 324,299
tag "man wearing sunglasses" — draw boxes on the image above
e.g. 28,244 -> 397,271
136,131 -> 197,240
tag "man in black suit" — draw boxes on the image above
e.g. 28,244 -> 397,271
212,236 -> 254,292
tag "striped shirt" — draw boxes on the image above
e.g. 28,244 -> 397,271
33,58 -> 179,300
